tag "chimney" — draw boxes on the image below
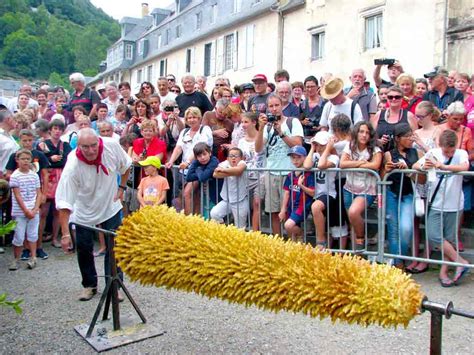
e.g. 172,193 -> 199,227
141,3 -> 149,17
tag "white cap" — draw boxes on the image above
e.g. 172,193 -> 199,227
311,131 -> 331,145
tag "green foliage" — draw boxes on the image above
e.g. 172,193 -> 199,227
0,0 -> 120,81
0,220 -> 16,237
0,293 -> 23,315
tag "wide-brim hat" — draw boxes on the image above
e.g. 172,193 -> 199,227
321,77 -> 344,100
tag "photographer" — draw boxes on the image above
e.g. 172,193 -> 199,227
373,59 -> 404,88
299,76 -> 325,141
371,86 -> 417,152
255,94 -> 304,236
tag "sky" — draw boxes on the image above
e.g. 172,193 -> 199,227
90,0 -> 174,20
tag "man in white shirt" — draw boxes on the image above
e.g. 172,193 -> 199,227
157,77 -> 177,109
56,128 -> 132,301
319,77 -> 364,134
0,110 -> 20,178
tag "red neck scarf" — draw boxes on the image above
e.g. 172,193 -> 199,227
76,137 -> 109,175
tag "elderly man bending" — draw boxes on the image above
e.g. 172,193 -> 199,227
56,128 -> 132,301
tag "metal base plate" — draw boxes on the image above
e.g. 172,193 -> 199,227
74,315 -> 165,352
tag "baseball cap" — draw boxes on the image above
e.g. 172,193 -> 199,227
138,156 -> 162,169
241,83 -> 255,91
310,131 -> 331,145
424,66 -> 449,79
252,74 -> 267,82
97,83 -> 106,91
287,145 -> 307,157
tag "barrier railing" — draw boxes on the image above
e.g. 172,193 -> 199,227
124,164 -> 473,269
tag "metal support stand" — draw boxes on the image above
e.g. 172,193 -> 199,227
71,222 -> 164,352
421,298 -> 474,355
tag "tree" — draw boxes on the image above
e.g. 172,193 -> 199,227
1,29 -> 40,77
74,25 -> 109,75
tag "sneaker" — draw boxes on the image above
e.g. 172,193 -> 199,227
79,287 -> 97,301
27,257 -> 37,269
9,259 -> 19,271
0,247 -> 5,254
36,248 -> 49,260
20,249 -> 31,261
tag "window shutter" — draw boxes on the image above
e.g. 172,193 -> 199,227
233,30 -> 238,71
210,40 -> 216,76
216,36 -> 224,74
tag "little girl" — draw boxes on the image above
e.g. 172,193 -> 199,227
9,149 -> 42,270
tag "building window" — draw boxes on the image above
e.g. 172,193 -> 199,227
147,65 -> 153,81
125,44 -> 133,60
196,12 -> 202,30
157,34 -> 162,48
137,39 -> 144,55
311,31 -> 325,60
165,29 -> 170,45
365,13 -> 383,50
232,0 -> 241,13
204,43 -> 212,76
176,25 -> 182,39
137,69 -> 142,83
186,48 -> 192,72
242,25 -> 254,68
160,59 -> 167,76
224,34 -> 235,71
210,4 -> 217,24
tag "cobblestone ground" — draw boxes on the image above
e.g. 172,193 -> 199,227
1,244 -> 473,354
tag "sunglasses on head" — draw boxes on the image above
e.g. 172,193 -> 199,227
387,95 -> 402,100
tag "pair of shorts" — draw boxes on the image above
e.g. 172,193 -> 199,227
258,174 -> 285,213
315,194 -> 346,228
426,210 -> 460,246
343,189 -> 376,211
13,214 -> 40,246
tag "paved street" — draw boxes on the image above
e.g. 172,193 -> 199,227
1,244 -> 473,354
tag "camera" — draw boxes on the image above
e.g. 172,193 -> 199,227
266,113 -> 278,123
163,106 -> 174,112
374,58 -> 396,66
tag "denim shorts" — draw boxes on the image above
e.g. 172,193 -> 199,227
343,189 -> 376,210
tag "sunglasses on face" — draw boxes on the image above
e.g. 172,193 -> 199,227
167,78 -> 175,82
171,89 -> 180,93
415,114 -> 429,120
228,154 -> 241,158
142,86 -> 151,90
215,84 -> 226,87
387,95 -> 402,100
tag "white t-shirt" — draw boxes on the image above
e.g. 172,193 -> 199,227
0,129 -> 20,173
238,138 -> 265,180
319,98 -> 363,134
219,160 -> 248,203
416,148 -> 468,211
159,92 -> 177,109
311,152 -> 339,198
342,143 -> 381,195
55,137 -> 132,225
176,125 -> 213,163
263,117 -> 304,175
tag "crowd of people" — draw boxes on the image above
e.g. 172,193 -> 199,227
1,61 -> 473,295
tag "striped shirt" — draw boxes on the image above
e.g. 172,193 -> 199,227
9,169 -> 40,217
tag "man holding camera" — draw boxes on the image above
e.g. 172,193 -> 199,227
255,94 -> 304,236
373,59 -> 404,88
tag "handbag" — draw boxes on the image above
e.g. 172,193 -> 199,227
414,192 -> 425,217
46,168 -> 62,199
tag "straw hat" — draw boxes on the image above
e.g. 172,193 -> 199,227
320,77 -> 344,100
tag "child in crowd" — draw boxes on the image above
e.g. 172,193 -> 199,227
304,131 -> 349,249
5,129 -> 50,260
137,156 -> 169,207
186,142 -> 220,216
340,122 -> 382,249
279,145 -> 315,243
91,103 -> 110,132
211,147 -> 248,228
9,149 -> 42,270
414,129 -> 470,287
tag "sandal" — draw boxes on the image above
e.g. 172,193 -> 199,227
42,234 -> 53,242
453,266 -> 470,285
411,265 -> 429,274
439,277 -> 454,288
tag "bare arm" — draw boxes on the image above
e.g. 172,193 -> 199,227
303,144 -> 316,169
340,152 -> 366,169
255,115 -> 267,154
278,190 -> 290,222
137,187 -> 145,207
373,64 -> 383,87
12,187 -> 31,216
317,141 -> 336,170
360,151 -> 383,170
157,190 -> 167,205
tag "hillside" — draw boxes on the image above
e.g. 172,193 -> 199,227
0,0 -> 120,83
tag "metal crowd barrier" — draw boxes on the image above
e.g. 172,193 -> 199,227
124,164 -> 473,269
